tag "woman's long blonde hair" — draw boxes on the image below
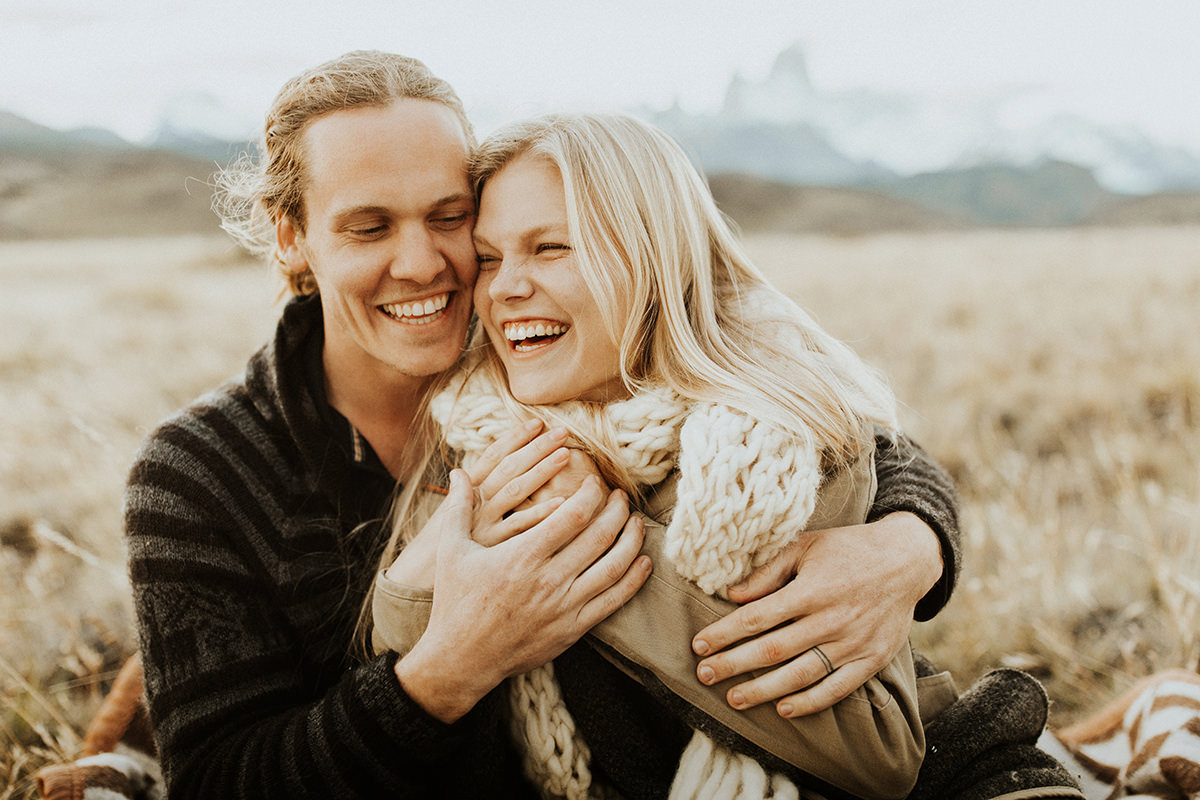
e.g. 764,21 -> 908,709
463,113 -> 896,483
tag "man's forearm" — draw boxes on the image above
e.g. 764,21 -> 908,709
869,431 -> 961,621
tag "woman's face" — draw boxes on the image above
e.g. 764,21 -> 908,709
473,155 -> 626,405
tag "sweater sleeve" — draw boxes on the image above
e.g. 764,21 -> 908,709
868,430 -> 962,621
125,422 -> 530,799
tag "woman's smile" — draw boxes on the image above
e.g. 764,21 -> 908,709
502,319 -> 571,352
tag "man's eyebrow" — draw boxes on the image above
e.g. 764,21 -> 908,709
331,205 -> 389,223
331,194 -> 475,223
431,192 -> 474,209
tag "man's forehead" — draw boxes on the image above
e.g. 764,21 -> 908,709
302,99 -> 470,176
299,100 -> 472,214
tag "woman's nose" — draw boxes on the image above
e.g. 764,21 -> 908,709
486,258 -> 534,303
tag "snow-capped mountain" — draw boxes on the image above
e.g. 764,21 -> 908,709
652,43 -> 1200,195
144,92 -> 258,160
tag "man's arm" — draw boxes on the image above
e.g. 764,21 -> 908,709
869,431 -> 961,621
127,421 -> 539,799
130,415 -> 648,798
689,430 -> 960,717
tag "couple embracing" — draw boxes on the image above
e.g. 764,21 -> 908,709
113,51 -> 1082,799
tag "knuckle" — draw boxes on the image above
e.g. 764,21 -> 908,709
562,506 -> 591,530
531,571 -> 561,600
739,606 -> 767,635
597,589 -> 623,618
758,637 -> 785,665
736,683 -> 764,706
500,479 -> 524,501
782,657 -> 815,687
600,557 -> 626,585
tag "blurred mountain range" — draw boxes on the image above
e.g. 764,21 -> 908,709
3,45 -> 1200,240
648,44 -> 1200,196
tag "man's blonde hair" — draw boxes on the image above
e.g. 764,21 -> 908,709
213,51 -> 473,295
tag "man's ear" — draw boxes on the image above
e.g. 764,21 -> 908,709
275,216 -> 310,275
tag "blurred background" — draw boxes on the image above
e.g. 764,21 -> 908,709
2,1 -> 1199,794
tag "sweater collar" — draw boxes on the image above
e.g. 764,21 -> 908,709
246,294 -> 391,495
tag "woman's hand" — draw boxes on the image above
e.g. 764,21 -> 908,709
690,512 -> 942,718
394,469 -> 652,723
385,421 -> 581,586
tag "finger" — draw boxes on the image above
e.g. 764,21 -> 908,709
477,496 -> 566,546
464,419 -> 545,485
567,513 -> 645,602
549,487 -> 630,570
475,426 -> 569,497
576,546 -> 652,630
692,585 -> 815,658
724,539 -> 808,604
772,659 -> 876,718
696,617 -> 822,687
438,469 -> 478,546
706,643 -> 838,709
478,447 -> 570,522
520,475 -> 609,557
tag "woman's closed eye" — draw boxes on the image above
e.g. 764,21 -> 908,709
536,243 -> 570,255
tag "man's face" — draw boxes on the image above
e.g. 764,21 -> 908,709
277,98 -> 477,394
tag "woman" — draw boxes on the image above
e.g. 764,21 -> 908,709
373,113 -> 926,800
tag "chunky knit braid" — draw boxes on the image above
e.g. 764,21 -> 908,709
432,368 -> 825,799
671,405 -> 819,597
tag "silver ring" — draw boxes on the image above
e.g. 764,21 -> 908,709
811,645 -> 834,676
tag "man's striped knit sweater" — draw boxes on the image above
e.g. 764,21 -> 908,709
126,293 -> 960,798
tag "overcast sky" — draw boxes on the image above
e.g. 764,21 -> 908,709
3,0 -> 1199,149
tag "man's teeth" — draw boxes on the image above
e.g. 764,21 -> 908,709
382,293 -> 449,324
504,322 -> 567,342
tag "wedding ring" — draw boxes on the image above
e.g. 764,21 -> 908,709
811,645 -> 834,676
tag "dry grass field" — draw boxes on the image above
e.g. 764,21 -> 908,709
2,227 -> 1198,795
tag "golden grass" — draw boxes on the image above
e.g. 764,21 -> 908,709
2,227 -> 1198,794
747,227 -> 1200,717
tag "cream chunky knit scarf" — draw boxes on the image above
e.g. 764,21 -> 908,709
432,368 -> 826,800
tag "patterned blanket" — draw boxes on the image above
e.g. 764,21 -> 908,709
1042,669 -> 1200,799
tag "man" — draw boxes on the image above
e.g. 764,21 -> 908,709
125,51 -> 966,797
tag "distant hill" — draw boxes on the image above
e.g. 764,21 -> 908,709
1085,191 -> 1200,226
0,112 -> 223,239
709,173 -> 961,234
3,108 -> 1200,240
868,160 -> 1115,226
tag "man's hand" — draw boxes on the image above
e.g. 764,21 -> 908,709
690,512 -> 942,718
395,469 -> 651,723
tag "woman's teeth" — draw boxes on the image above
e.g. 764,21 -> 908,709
381,293 -> 449,324
503,321 -> 568,351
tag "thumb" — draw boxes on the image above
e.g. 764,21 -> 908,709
726,539 -> 806,603
439,469 -> 476,542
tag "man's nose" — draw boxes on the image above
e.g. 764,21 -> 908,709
389,227 -> 445,284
